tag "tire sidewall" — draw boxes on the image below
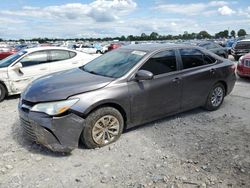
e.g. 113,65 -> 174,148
205,83 -> 225,111
82,107 -> 124,149
0,84 -> 6,102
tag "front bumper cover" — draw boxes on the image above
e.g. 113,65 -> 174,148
18,104 -> 85,152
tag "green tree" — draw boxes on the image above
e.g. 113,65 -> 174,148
197,31 -> 211,39
237,29 -> 247,37
149,32 -> 159,40
230,30 -> 236,38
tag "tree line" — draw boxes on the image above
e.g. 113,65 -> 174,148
0,29 -> 247,43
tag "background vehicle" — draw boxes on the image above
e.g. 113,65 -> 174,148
0,47 -> 17,60
108,43 -> 122,51
237,53 -> 250,78
193,41 -> 228,58
0,47 -> 98,101
231,39 -> 250,60
19,44 -> 236,152
76,44 -> 101,54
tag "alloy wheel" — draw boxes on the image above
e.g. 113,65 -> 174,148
92,115 -> 120,145
211,86 -> 224,107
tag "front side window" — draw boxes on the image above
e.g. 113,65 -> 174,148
82,49 -> 147,78
140,50 -> 177,75
20,51 -> 48,67
50,50 -> 71,62
180,49 -> 205,69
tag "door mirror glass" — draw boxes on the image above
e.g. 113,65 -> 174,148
135,70 -> 153,81
13,62 -> 23,70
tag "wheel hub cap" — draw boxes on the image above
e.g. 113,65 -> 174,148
211,87 -> 223,107
92,115 -> 120,145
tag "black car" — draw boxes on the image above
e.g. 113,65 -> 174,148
193,41 -> 228,58
18,44 -> 236,152
231,39 -> 250,60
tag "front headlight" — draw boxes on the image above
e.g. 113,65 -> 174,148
31,98 -> 79,116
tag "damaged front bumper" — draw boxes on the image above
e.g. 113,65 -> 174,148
18,102 -> 85,152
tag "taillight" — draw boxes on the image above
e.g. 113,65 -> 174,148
238,57 -> 244,66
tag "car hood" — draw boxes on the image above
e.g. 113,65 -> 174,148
22,68 -> 114,103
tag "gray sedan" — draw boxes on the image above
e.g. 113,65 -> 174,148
18,44 -> 236,152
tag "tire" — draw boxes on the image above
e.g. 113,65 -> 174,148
96,50 -> 101,54
204,83 -> 225,111
81,107 -> 124,149
0,83 -> 7,102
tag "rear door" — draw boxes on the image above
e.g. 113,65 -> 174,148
178,48 -> 218,111
7,51 -> 50,93
128,50 -> 182,125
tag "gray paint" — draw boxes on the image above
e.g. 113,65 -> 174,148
19,44 -> 236,152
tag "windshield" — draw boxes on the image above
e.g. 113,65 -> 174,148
81,49 -> 147,78
0,51 -> 27,68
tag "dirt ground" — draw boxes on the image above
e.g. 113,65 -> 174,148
0,72 -> 249,187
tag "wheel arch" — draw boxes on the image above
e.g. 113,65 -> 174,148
216,80 -> 228,95
0,80 -> 8,96
84,101 -> 128,130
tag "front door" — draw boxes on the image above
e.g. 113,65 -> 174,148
128,50 -> 182,126
7,51 -> 50,93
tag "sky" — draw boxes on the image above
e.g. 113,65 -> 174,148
0,0 -> 249,39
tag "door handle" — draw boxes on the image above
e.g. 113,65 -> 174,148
172,77 -> 181,83
40,68 -> 47,70
72,62 -> 79,64
210,68 -> 216,74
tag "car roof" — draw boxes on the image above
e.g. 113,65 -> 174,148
120,43 -> 195,52
238,39 -> 250,43
23,46 -> 75,53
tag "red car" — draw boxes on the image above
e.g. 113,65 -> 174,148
237,53 -> 250,78
108,43 -> 122,51
0,48 -> 17,60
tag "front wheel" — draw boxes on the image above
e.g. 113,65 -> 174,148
0,84 -> 7,102
204,83 -> 225,111
81,107 -> 124,149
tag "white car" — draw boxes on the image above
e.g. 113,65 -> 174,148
0,47 -> 98,101
76,44 -> 101,54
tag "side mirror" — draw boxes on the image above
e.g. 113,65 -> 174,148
135,70 -> 153,81
12,62 -> 23,70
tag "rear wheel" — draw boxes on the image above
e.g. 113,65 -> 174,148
0,83 -> 7,102
81,107 -> 124,149
204,83 -> 225,111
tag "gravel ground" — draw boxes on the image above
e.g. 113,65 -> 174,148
0,69 -> 249,187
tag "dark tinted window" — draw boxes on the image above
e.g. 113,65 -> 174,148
20,51 -> 48,67
140,50 -> 177,75
50,50 -> 71,62
204,55 -> 216,64
180,49 -> 205,69
235,42 -> 250,49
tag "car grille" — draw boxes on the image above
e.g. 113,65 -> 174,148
20,118 -> 37,141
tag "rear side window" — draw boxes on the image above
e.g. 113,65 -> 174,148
50,50 -> 74,62
140,50 -> 177,75
180,48 -> 215,69
69,51 -> 77,58
20,51 -> 48,67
